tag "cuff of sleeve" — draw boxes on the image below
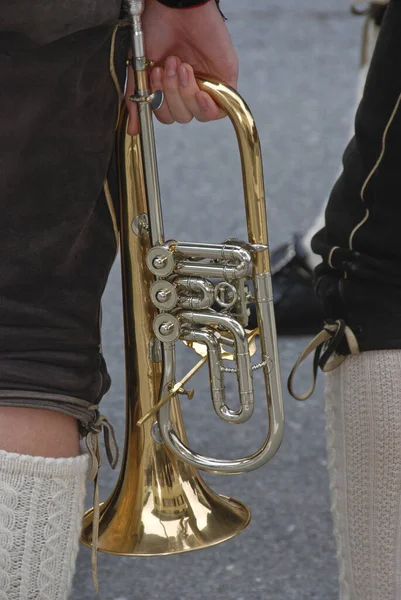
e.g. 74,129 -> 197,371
156,0 -> 212,8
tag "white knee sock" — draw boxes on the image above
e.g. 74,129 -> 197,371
325,351 -> 401,600
0,450 -> 88,600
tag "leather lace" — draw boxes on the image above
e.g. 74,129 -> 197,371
288,320 -> 360,401
85,406 -> 119,594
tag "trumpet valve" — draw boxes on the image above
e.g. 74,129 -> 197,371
150,281 -> 178,311
147,246 -> 174,277
153,314 -> 180,343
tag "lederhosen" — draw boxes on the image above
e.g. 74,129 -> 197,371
0,0 -> 220,444
0,1 -> 131,438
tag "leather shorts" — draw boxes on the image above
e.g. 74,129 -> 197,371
0,1 -> 129,433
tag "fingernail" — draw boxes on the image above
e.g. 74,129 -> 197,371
178,65 -> 189,87
166,58 -> 177,77
197,95 -> 208,112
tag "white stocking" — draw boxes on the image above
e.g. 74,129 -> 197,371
325,351 -> 401,600
0,450 -> 88,600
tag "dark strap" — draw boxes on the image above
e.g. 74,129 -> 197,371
287,320 -> 360,402
85,406 -> 119,594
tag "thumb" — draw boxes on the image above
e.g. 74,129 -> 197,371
125,63 -> 139,136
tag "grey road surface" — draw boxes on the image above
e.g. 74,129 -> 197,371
73,1 -> 362,598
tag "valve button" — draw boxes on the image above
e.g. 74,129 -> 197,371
153,314 -> 180,343
146,247 -> 175,277
150,281 -> 178,310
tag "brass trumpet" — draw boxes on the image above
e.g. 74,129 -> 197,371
81,0 -> 284,558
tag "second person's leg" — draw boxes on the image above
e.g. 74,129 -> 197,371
310,2 -> 401,598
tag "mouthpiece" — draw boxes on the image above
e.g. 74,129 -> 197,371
126,0 -> 145,17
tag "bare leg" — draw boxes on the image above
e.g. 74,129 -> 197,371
0,407 -> 80,458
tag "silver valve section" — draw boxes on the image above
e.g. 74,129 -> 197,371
146,240 -> 257,425
146,241 -> 253,280
214,282 -> 238,309
180,310 -> 255,424
150,277 -> 215,312
175,277 -> 215,310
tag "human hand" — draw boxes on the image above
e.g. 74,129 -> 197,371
126,0 -> 238,134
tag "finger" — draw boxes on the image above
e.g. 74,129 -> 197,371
162,57 -> 193,124
150,67 -> 174,125
195,91 -> 225,122
177,64 -> 223,123
125,64 -> 139,136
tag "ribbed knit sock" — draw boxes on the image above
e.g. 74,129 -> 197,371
0,450 -> 88,600
325,351 -> 401,600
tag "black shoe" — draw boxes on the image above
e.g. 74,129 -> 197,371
248,234 -> 324,336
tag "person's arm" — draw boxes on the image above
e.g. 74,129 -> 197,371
126,0 -> 238,134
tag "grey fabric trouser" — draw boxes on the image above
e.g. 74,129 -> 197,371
0,1 -> 130,434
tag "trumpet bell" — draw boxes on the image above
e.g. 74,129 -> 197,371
81,400 -> 250,555
81,496 -> 249,557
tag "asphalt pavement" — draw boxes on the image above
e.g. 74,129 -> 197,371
72,1 -> 362,598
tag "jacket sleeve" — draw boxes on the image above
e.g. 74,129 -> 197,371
156,0 -> 215,8
156,0 -> 225,19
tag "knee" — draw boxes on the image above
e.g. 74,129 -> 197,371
0,407 -> 80,458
